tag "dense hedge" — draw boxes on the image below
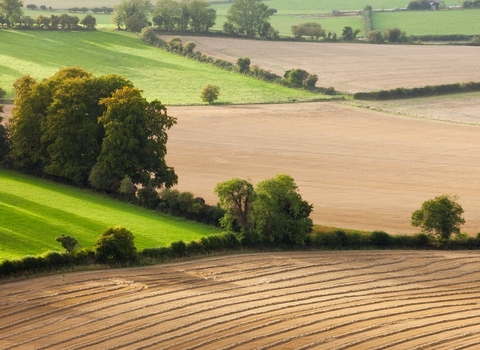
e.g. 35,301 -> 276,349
354,81 -> 480,100
410,34 -> 477,42
3,229 -> 480,279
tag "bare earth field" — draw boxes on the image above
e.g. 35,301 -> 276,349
3,251 -> 480,349
161,36 -> 480,93
166,102 -> 480,234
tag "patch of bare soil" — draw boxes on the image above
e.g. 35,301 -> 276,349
3,251 -> 480,349
161,35 -> 480,93
166,102 -> 480,234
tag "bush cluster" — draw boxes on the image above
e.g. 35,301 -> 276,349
463,0 -> 480,8
354,82 -> 480,100
407,0 -> 432,10
0,13 -> 97,30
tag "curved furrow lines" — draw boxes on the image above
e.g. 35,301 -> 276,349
218,302 -> 480,350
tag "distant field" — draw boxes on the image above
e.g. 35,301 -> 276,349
372,9 -> 480,36
0,29 -> 321,104
0,170 -> 220,260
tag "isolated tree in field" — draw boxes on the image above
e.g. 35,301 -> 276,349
215,178 -> 256,232
94,226 -> 137,262
25,3 -> 36,10
56,235 -> 80,253
96,86 -> 178,189
411,195 -> 465,241
112,0 -> 151,32
225,0 -> 270,37
253,174 -> 313,245
200,84 -> 220,104
0,0 -> 24,28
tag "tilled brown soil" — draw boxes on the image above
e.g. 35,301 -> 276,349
3,251 -> 480,349
160,36 -> 480,93
166,102 -> 480,234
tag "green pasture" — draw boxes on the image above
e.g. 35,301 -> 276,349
0,29 -> 321,104
0,170 -> 221,260
372,9 -> 480,36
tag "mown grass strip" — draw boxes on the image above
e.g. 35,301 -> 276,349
0,29 -> 322,104
0,170 -> 220,260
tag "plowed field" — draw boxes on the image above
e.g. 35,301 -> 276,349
3,251 -> 480,349
160,36 -> 480,93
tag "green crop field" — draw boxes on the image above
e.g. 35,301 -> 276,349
0,170 -> 221,261
0,29 -> 322,104
372,9 -> 480,36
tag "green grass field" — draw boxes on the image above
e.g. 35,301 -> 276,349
0,170 -> 221,261
371,9 -> 480,36
0,29 -> 322,104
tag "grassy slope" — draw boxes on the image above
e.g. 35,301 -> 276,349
0,29 -> 321,104
372,9 -> 480,36
0,170 -> 221,261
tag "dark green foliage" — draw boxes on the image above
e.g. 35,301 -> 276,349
169,240 -> 186,257
463,0 -> 480,8
226,0 -> 271,37
411,195 -> 465,241
354,82 -> 480,100
384,27 -> 407,43
112,0 -> 151,32
291,22 -> 325,40
283,69 -> 317,88
56,235 -> 80,253
43,251 -> 71,267
200,84 -> 220,104
137,185 -> 160,209
141,246 -> 171,260
185,240 -> 205,255
140,27 -> 162,46
407,0 -> 432,10
94,226 -> 137,263
0,115 -> 9,164
236,57 -> 251,74
342,26 -> 361,41
367,30 -> 383,43
118,176 -> 137,202
370,230 -> 391,248
80,14 -> 96,29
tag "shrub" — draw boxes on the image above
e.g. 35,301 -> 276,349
141,247 -> 171,260
184,41 -> 196,54
367,30 -> 384,44
185,240 -> 205,255
200,84 -> 220,104
170,240 -> 187,257
119,176 -> 137,202
236,57 -> 251,74
384,28 -> 407,43
94,226 -> 137,263
43,251 -> 70,267
137,185 -> 160,209
471,36 -> 480,46
370,230 -> 391,248
55,235 -> 80,253
407,0 -> 431,10
305,74 -> 318,88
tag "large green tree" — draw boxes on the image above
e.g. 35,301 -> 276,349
96,86 -> 178,189
214,178 -> 256,232
225,0 -> 270,37
188,0 -> 215,32
112,0 -> 151,32
153,0 -> 181,30
253,174 -> 313,245
411,194 -> 465,241
0,0 -> 23,28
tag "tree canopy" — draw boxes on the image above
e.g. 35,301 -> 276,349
0,0 -> 23,28
112,0 -> 152,32
225,0 -> 271,37
411,194 -> 465,240
9,67 -> 177,191
215,174 -> 313,245
153,0 -> 215,33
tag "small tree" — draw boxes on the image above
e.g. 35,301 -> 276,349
367,30 -> 384,44
411,195 -> 465,241
384,27 -> 407,43
56,235 -> 80,253
200,84 -> 220,104
94,226 -> 137,262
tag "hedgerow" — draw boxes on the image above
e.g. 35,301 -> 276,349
354,81 -> 480,100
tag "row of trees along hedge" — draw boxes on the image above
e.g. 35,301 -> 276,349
6,67 -> 178,193
24,4 -> 114,13
463,0 -> 480,8
0,13 -> 97,29
354,82 -> 480,100
141,34 -> 334,93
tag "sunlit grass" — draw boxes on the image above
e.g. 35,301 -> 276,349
0,170 -> 221,260
0,29 -> 322,104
